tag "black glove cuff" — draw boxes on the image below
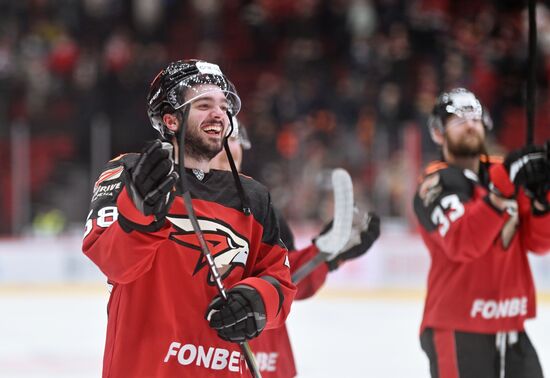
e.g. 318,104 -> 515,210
124,178 -> 147,215
326,259 -> 339,272
483,194 -> 505,215
118,212 -> 166,233
532,199 -> 550,216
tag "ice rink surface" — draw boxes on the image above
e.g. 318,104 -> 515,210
1,287 -> 549,378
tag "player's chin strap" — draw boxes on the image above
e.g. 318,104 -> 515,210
174,106 -> 261,378
169,109 -> 250,215
224,113 -> 251,215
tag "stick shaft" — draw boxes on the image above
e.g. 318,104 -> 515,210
181,192 -> 261,376
527,0 -> 537,145
176,120 -> 261,377
291,252 -> 329,284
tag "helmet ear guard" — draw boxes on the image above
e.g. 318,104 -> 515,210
226,116 -> 252,150
427,114 -> 445,145
481,107 -> 493,131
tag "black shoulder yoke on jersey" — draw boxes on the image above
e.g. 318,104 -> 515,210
90,153 -> 140,210
273,207 -> 296,251
91,154 -> 280,245
178,169 -> 281,246
413,160 -> 476,232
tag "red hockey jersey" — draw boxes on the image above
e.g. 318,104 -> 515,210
83,154 -> 296,377
413,158 -> 550,334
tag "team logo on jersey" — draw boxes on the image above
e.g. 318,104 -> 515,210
166,215 -> 250,284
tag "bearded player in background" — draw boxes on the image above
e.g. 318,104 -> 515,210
414,88 -> 550,378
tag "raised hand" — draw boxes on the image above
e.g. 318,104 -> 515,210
126,140 -> 179,217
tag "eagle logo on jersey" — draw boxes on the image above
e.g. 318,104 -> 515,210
166,215 -> 250,284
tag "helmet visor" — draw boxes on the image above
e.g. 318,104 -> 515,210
444,91 -> 482,123
229,117 -> 251,150
167,62 -> 241,116
238,124 -> 251,150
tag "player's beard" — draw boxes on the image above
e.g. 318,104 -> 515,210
445,129 -> 485,157
184,125 -> 224,161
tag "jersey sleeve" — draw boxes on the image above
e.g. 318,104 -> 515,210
289,244 -> 328,300
82,157 -> 171,284
237,192 -> 296,331
520,189 -> 550,254
274,207 -> 296,251
413,165 -> 509,263
274,209 -> 328,299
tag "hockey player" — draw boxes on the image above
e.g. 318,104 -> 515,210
82,59 -> 296,377
211,121 -> 381,377
414,88 -> 550,378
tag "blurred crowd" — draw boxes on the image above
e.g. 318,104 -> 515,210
1,0 -> 550,235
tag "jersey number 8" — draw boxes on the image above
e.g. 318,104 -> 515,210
84,206 -> 119,238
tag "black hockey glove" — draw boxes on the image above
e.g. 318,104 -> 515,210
503,144 -> 550,212
125,140 -> 178,218
205,285 -> 267,343
326,212 -> 380,271
504,145 -> 550,195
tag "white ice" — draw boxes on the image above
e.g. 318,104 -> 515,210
1,288 -> 549,378
288,293 -> 550,378
2,230 -> 549,377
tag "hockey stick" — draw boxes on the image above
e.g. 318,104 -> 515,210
291,168 -> 354,284
174,115 -> 262,378
526,0 -> 537,145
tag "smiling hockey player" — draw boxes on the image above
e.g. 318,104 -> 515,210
82,59 -> 296,377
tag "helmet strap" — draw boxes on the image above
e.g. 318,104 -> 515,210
224,113 -> 251,215
173,105 -> 190,142
173,107 -> 250,216
176,104 -> 191,198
